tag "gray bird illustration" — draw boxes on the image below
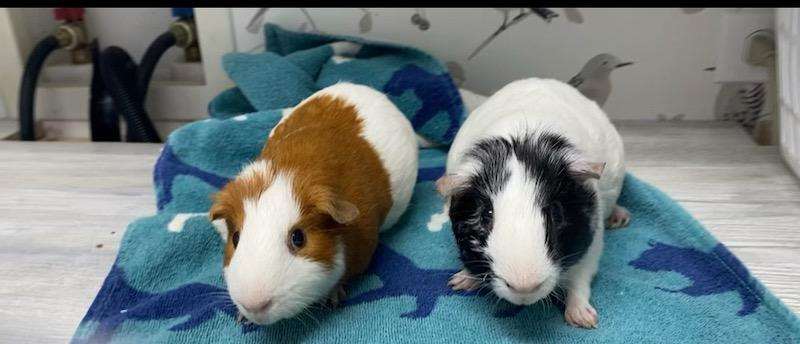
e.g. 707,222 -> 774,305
568,54 -> 633,106
712,81 -> 766,133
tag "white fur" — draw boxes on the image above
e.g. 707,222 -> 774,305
448,78 -> 624,219
446,78 -> 625,323
211,218 -> 228,242
458,88 -> 488,115
293,83 -> 419,230
238,159 -> 270,182
563,208 -> 604,310
485,158 -> 559,305
224,172 -> 345,325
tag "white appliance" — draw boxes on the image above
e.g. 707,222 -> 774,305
776,8 -> 800,177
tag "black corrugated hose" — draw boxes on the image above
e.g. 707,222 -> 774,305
89,39 -> 120,142
137,31 -> 176,102
21,31 -> 176,142
99,46 -> 161,143
19,35 -> 61,141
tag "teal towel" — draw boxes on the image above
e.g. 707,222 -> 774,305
71,24 -> 800,343
72,110 -> 800,343
207,24 -> 465,146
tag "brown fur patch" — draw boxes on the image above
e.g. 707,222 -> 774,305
210,161 -> 274,266
211,94 -> 393,281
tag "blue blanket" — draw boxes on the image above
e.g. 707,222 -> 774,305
207,24 -> 465,146
72,25 -> 800,343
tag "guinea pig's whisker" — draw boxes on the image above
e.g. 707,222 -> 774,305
544,297 -> 553,310
556,251 -> 585,264
492,294 -> 505,310
296,309 -> 317,327
205,299 -> 229,308
555,274 -> 572,287
294,303 -> 321,327
308,302 -> 325,311
476,284 -> 493,295
303,309 -> 321,326
550,292 -> 564,304
205,297 -> 232,308
207,294 -> 234,302
309,300 -> 325,311
456,273 -> 484,281
291,315 -> 306,329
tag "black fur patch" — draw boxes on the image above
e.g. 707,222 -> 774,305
449,132 -> 597,279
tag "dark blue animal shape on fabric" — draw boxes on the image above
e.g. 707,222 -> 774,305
630,241 -> 763,316
383,64 -> 464,143
153,145 -> 231,210
76,264 -> 257,343
343,244 -> 525,318
416,166 -> 444,182
154,144 -> 441,210
343,244 -> 470,318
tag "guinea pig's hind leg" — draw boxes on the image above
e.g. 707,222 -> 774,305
448,269 -> 481,291
605,205 -> 630,229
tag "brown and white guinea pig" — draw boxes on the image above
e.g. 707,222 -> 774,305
437,78 -> 630,329
210,82 -> 418,325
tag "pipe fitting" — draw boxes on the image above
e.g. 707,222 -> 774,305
169,19 -> 196,48
54,23 -> 87,51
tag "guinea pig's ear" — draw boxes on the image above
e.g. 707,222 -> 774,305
318,196 -> 360,224
569,160 -> 606,181
208,202 -> 230,234
436,174 -> 468,197
209,199 -> 227,221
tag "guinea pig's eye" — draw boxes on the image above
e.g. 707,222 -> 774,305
231,231 -> 240,248
289,228 -> 306,251
480,205 -> 494,228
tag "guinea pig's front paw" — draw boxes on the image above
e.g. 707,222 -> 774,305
606,205 -> 631,229
327,285 -> 346,307
448,269 -> 481,291
564,301 -> 598,329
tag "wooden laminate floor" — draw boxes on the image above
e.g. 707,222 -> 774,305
0,121 -> 798,342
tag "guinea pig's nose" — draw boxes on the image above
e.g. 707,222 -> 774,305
243,299 -> 273,314
506,281 -> 542,294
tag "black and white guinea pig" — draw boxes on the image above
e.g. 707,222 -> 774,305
436,78 -> 630,329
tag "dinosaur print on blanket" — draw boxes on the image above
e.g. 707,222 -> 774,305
153,145 -> 230,210
343,244 -> 524,318
629,240 -> 763,316
384,64 -> 464,143
75,264 -> 258,343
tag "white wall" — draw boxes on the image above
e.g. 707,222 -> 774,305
0,8 -> 211,139
0,8 -> 768,140
235,8 -> 724,120
16,8 -> 182,67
